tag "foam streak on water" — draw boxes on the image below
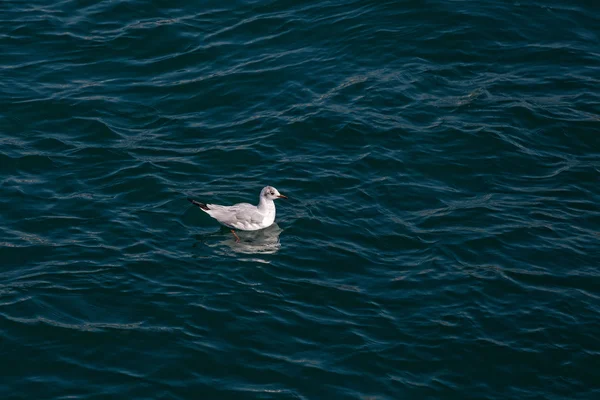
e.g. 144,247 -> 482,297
1,1 -> 599,399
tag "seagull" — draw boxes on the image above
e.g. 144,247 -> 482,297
188,186 -> 287,242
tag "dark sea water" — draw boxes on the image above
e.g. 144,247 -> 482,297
1,0 -> 600,398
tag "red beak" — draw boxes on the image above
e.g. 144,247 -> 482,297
278,194 -> 288,199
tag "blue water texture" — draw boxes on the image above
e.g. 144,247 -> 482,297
1,0 -> 599,399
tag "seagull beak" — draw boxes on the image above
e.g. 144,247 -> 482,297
277,194 -> 288,199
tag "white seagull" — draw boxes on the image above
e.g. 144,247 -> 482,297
188,186 -> 287,242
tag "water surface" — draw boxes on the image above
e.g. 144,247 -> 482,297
1,0 -> 599,399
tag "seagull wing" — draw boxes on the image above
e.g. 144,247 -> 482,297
205,202 -> 263,230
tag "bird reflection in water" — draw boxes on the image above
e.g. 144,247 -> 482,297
196,223 -> 283,255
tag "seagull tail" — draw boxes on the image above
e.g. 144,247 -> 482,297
187,198 -> 210,211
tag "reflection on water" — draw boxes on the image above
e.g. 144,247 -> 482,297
202,223 -> 283,255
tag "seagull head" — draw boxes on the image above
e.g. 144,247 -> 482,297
261,186 -> 287,200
